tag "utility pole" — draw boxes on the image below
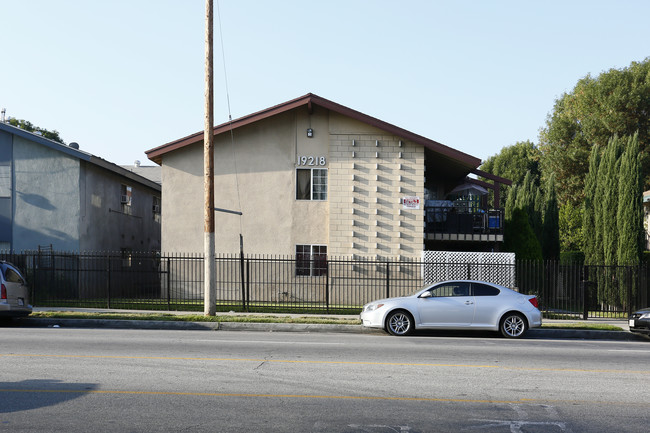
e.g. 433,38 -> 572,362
204,0 -> 216,316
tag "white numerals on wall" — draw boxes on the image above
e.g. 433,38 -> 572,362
297,156 -> 327,166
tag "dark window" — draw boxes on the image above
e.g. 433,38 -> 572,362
472,283 -> 500,296
295,245 -> 327,276
296,168 -> 327,200
2,264 -> 25,284
429,282 -> 470,297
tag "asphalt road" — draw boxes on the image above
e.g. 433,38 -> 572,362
1,327 -> 648,432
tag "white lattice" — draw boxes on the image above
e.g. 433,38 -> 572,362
421,251 -> 516,288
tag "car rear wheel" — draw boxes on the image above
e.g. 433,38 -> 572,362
500,312 -> 527,338
386,310 -> 414,336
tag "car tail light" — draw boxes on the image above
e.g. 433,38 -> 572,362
1,283 -> 6,300
528,296 -> 538,308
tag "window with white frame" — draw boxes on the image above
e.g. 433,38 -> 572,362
295,244 -> 327,276
296,168 -> 327,201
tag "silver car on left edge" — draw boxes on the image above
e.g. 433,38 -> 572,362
0,260 -> 32,319
360,280 -> 542,338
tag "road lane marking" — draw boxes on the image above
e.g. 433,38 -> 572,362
1,353 -> 648,375
194,340 -> 344,345
0,388 -> 647,407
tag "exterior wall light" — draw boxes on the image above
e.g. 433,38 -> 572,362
306,128 -> 314,138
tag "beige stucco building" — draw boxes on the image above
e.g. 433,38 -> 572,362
147,94 -> 509,262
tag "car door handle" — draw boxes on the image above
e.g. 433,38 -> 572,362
465,301 -> 474,305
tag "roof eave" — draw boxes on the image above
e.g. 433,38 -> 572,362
145,93 -> 482,169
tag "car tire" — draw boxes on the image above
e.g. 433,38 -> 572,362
500,312 -> 527,338
386,310 -> 414,336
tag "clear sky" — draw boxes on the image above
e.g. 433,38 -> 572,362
2,0 -> 649,166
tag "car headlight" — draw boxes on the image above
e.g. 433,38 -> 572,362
363,303 -> 384,312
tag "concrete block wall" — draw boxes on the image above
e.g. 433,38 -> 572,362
329,134 -> 424,258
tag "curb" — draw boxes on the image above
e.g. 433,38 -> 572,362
13,317 -> 648,341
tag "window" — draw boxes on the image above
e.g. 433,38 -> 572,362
428,282 -> 470,297
0,164 -> 10,198
296,168 -> 327,201
472,283 -> 500,296
296,245 -> 327,276
153,196 -> 161,221
121,184 -> 132,214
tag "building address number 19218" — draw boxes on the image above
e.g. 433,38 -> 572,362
297,156 -> 327,166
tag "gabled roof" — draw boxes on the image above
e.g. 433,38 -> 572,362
0,121 -> 160,191
145,93 -> 483,168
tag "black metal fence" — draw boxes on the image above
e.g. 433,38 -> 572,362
2,251 -> 648,318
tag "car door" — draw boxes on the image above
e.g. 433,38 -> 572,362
1,263 -> 29,308
417,281 -> 475,327
470,282 -> 502,327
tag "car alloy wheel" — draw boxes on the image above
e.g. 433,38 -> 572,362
386,310 -> 413,336
500,313 -> 527,338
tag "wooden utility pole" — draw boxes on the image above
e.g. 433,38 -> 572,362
204,0 -> 216,316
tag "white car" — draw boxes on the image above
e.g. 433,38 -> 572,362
360,280 -> 542,338
0,260 -> 32,319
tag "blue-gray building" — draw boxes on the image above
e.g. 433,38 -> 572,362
0,121 -> 161,252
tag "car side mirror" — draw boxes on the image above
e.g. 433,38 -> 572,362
419,291 -> 432,298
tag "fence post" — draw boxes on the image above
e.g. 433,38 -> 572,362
386,261 -> 390,299
325,260 -> 330,313
245,259 -> 250,312
32,253 -> 37,307
240,253 -> 246,312
166,257 -> 171,310
106,254 -> 111,309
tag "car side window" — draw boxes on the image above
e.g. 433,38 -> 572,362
472,283 -> 500,296
429,282 -> 470,297
3,266 -> 25,284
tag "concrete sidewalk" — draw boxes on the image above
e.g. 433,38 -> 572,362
17,307 -> 646,341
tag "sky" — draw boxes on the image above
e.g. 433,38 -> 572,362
2,0 -> 650,167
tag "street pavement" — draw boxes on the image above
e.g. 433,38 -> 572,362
14,307 -> 647,341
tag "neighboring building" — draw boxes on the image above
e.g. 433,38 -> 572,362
146,93 -> 510,259
0,121 -> 161,252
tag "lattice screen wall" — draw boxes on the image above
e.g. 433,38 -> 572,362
421,251 -> 516,288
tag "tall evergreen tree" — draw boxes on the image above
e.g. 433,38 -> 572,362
583,145 -> 601,264
504,183 -> 518,220
602,137 -> 624,267
504,208 -> 543,260
542,174 -> 560,260
617,133 -> 643,265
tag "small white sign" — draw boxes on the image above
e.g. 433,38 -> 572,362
402,196 -> 420,210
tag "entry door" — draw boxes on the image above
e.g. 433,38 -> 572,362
417,281 -> 475,327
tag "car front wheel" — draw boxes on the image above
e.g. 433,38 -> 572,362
386,310 -> 414,336
500,312 -> 527,338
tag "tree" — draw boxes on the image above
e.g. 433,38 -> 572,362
600,136 -> 624,268
539,58 -> 650,207
559,203 -> 582,252
617,133 -> 643,266
542,174 -> 560,260
480,140 -> 540,203
504,208 -> 542,261
582,145 -> 601,263
7,118 -> 65,144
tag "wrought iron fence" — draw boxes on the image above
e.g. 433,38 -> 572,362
1,251 -> 648,317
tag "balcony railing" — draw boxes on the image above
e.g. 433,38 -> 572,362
425,205 -> 504,241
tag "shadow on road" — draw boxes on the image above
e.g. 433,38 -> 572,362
0,379 -> 98,413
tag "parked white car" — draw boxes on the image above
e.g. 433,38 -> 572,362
0,260 -> 32,318
361,280 -> 542,338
